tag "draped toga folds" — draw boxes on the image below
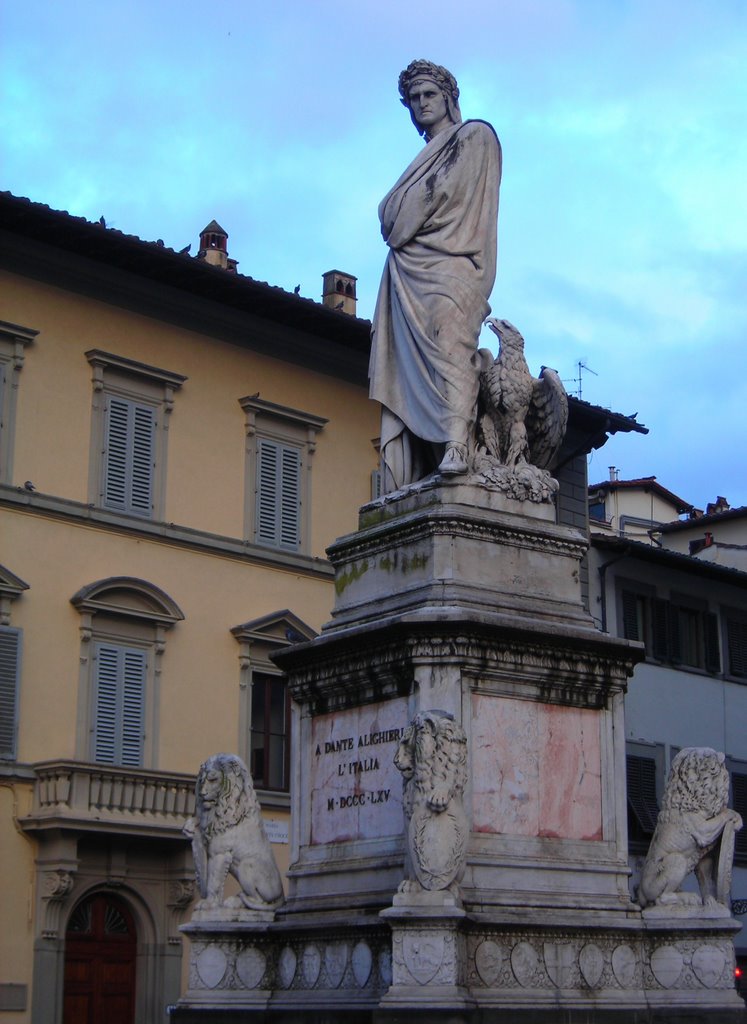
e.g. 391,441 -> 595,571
370,119 -> 502,488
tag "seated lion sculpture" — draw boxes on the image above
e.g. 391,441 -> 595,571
184,753 -> 284,912
394,709 -> 469,893
638,746 -> 742,909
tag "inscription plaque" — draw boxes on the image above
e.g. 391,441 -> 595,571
310,698 -> 407,844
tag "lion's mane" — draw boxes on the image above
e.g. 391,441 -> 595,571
398,711 -> 467,811
659,747 -> 729,821
197,753 -> 257,840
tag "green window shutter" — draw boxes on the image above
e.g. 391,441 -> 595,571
733,773 -> 747,863
93,643 -> 145,767
626,754 -> 659,835
257,439 -> 279,545
0,627 -> 21,759
279,445 -> 301,549
727,617 -> 747,678
103,396 -> 155,517
703,612 -> 721,674
621,590 -> 641,642
256,439 -> 301,550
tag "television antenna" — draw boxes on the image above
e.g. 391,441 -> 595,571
565,360 -> 598,400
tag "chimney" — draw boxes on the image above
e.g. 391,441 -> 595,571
705,496 -> 730,515
197,220 -> 238,273
322,270 -> 357,316
608,466 -> 619,482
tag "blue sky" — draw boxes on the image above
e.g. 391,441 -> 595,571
3,1 -> 746,509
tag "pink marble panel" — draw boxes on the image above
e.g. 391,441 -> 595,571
471,694 -> 602,841
309,698 -> 407,845
472,695 -> 539,835
538,703 -> 602,840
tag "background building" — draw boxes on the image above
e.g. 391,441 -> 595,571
586,476 -> 747,971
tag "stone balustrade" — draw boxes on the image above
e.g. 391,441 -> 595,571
22,760 -> 196,839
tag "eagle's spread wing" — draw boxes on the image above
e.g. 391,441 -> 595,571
527,367 -> 568,470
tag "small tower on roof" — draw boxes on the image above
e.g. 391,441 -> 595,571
198,220 -> 238,272
322,270 -> 357,316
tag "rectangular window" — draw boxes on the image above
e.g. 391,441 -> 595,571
87,350 -> 186,522
621,589 -> 720,673
240,396 -> 326,556
256,439 -> 301,550
588,499 -> 606,522
250,672 -> 290,792
102,396 -> 156,517
93,642 -> 146,767
0,627 -> 21,760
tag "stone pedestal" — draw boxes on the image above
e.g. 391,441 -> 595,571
174,479 -> 745,1021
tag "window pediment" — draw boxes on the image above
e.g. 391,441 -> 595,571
231,609 -> 316,651
71,577 -> 184,626
0,563 -> 29,627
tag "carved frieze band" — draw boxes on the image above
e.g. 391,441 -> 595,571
466,932 -> 736,992
187,929 -> 736,999
287,632 -> 632,710
189,934 -> 392,994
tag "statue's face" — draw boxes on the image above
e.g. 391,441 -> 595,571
407,77 -> 450,136
199,767 -> 222,808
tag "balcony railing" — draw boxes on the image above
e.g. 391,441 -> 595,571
21,760 -> 196,839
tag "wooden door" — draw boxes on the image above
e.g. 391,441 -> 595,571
63,893 -> 136,1024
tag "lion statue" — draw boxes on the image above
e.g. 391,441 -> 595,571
394,710 -> 469,893
638,747 -> 742,909
183,753 -> 284,912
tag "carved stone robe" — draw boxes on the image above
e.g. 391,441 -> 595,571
370,119 -> 501,487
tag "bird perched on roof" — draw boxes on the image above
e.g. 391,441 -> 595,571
477,318 -> 568,471
293,284 -> 301,295
179,243 -> 191,255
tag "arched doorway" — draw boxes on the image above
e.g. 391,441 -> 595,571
63,892 -> 137,1024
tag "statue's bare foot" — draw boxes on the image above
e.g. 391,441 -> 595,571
438,443 -> 468,476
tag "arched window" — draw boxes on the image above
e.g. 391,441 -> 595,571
71,578 -> 183,768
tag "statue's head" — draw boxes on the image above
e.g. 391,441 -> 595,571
398,60 -> 462,139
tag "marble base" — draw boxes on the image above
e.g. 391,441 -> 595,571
175,486 -> 743,1020
325,478 -> 595,633
174,913 -> 745,1019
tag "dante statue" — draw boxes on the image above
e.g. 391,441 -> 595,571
370,60 -> 502,492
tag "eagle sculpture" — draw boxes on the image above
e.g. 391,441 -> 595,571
477,318 -> 568,472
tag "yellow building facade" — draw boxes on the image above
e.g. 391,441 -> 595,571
0,195 -> 378,1023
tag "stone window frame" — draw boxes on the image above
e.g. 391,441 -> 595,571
239,396 -> 327,554
71,577 -> 183,769
231,610 -> 316,806
86,350 -> 187,521
0,563 -> 29,761
0,319 -> 38,485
